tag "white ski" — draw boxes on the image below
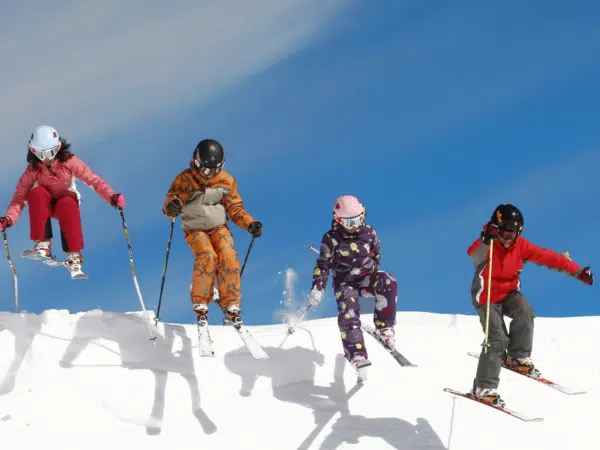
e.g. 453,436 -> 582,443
197,318 -> 214,357
232,324 -> 269,360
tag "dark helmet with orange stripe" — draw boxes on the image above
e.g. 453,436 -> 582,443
491,204 -> 524,235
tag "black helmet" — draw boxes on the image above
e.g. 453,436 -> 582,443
491,204 -> 524,233
193,139 -> 225,177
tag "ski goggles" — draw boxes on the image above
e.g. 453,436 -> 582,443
29,142 -> 61,162
335,213 -> 365,229
194,158 -> 224,178
498,229 -> 517,240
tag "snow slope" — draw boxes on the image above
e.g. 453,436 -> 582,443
0,308 -> 598,450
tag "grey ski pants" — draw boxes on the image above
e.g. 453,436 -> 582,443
472,291 -> 536,389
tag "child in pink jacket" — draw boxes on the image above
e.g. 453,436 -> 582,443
0,125 -> 125,274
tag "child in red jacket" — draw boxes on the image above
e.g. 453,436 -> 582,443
467,204 -> 593,407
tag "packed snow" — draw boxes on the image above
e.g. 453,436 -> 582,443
1,304 -> 598,450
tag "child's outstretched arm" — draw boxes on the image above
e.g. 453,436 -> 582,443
67,156 -> 117,206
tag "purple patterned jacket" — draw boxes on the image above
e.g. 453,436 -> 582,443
311,221 -> 380,291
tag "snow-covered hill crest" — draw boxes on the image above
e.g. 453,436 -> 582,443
1,309 -> 598,449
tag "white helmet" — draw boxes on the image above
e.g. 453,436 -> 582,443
29,125 -> 62,161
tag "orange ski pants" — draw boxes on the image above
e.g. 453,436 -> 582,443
184,225 -> 241,315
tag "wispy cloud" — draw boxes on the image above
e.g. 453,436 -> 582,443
0,0 -> 349,179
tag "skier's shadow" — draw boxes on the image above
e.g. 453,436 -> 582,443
321,416 -> 446,449
58,311 -> 216,435
224,345 -> 446,450
0,313 -> 42,396
224,347 -> 359,447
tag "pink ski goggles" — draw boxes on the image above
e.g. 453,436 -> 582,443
335,213 -> 365,229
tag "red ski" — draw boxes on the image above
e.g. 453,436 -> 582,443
443,388 -> 544,422
467,352 -> 586,395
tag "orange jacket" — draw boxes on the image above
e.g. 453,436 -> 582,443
467,232 -> 581,305
163,161 -> 254,232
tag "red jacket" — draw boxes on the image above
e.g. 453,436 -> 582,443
467,234 -> 581,305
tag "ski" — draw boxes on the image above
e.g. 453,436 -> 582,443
467,352 -> 586,395
21,249 -> 65,267
21,250 -> 88,279
443,388 -> 544,422
197,318 -> 214,357
362,325 -> 416,367
231,323 -> 269,360
214,292 -> 269,360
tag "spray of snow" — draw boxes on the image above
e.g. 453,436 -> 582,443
272,267 -> 311,329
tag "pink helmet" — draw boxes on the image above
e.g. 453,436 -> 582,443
333,195 -> 366,229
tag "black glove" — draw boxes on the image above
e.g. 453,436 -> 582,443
165,199 -> 183,217
480,222 -> 499,245
576,266 -> 594,286
0,216 -> 10,232
248,221 -> 263,237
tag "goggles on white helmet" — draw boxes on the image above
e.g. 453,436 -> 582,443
335,212 -> 365,229
30,143 -> 61,161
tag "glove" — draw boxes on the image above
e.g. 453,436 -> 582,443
308,287 -> 323,307
0,216 -> 10,232
480,221 -> 499,245
111,193 -> 126,209
576,266 -> 594,286
165,199 -> 183,217
248,221 -> 263,238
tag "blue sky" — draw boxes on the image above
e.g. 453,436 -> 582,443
1,1 -> 599,326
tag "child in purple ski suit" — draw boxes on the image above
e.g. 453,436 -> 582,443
309,195 -> 398,369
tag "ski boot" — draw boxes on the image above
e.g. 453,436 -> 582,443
193,303 -> 214,356
375,326 -> 396,348
65,252 -> 86,279
506,356 -> 541,378
351,354 -> 372,382
472,387 -> 506,408
34,239 -> 52,257
223,304 -> 243,328
215,297 -> 243,327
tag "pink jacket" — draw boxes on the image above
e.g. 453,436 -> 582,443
5,156 -> 116,225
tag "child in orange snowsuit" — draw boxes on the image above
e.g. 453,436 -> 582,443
162,139 -> 262,324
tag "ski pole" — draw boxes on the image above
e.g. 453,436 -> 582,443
287,303 -> 313,334
118,208 -> 155,340
483,239 -> 494,353
154,218 -> 175,325
286,243 -> 322,334
2,231 -> 18,312
240,236 -> 255,278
